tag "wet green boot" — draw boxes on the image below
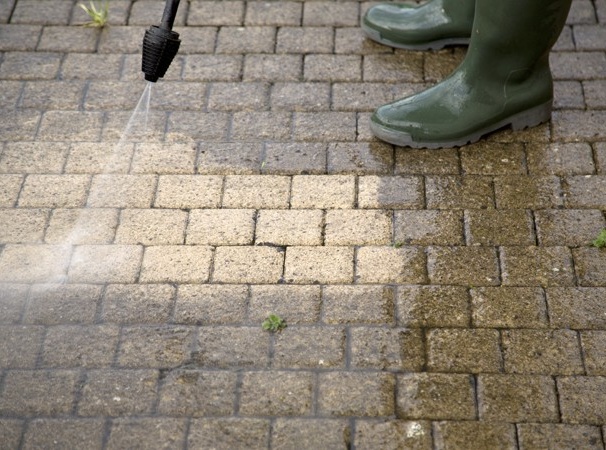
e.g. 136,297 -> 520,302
362,0 -> 475,50
370,0 -> 572,148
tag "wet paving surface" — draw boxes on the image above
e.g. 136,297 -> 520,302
0,0 -> 605,448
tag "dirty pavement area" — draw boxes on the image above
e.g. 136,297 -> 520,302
0,0 -> 606,448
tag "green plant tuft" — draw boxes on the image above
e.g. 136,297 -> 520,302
262,314 -> 287,333
80,1 -> 109,28
592,229 -> 606,249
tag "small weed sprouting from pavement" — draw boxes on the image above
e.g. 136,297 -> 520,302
262,314 -> 287,333
80,1 -> 109,28
592,229 -> 606,249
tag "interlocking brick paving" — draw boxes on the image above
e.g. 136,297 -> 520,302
0,0 -> 605,448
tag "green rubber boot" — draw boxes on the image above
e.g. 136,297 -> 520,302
370,0 -> 572,148
362,0 -> 475,50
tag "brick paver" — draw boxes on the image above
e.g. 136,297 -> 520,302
0,0 -> 605,448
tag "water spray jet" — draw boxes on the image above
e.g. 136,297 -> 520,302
141,0 -> 181,82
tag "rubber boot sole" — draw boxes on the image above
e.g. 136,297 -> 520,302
371,100 -> 553,149
362,22 -> 470,50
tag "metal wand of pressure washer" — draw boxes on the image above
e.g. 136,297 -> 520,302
141,0 -> 181,82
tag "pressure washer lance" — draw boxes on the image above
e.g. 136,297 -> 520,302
141,0 -> 181,82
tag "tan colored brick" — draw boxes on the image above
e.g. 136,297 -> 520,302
356,246 -> 426,284
37,111 -> 103,141
394,210 -> 464,246
547,287 -> 606,329
573,247 -> 606,287
188,419 -> 269,450
327,142 -> 393,175
41,325 -> 120,368
249,285 -> 321,324
115,209 -> 187,245
129,143 -> 196,174
186,209 -> 254,245
0,142 -> 68,174
0,209 -> 48,244
0,284 -> 29,324
284,246 -> 354,284
87,175 -> 156,208
471,287 -> 548,328
65,142 -> 133,174
273,326 -> 345,369
18,174 -> 89,208
69,245 -> 143,283
0,370 -> 80,417
526,142 -> 596,175
0,325 -> 44,369
478,375 -> 558,422
395,148 -> 460,175
0,244 -> 70,283
318,372 -> 395,417
117,326 -> 194,369
351,327 -> 424,371
502,329 -> 584,375
517,424 -> 604,450
78,370 -> 159,416
434,421 -> 517,450
291,175 -> 355,209
500,246 -> 574,287
255,209 -> 323,246
466,210 -> 535,246
239,371 -> 313,416
460,142 -> 526,175
24,284 -> 101,325
323,285 -> 395,325
223,175 -> 290,209
581,331 -> 606,375
426,176 -> 494,209
563,175 -> 606,208
494,175 -> 563,209
397,286 -> 470,328
213,246 -> 284,283
158,370 -> 237,417
558,377 -> 606,425
428,246 -> 500,286
272,419 -> 351,450
427,328 -> 502,373
0,175 -> 23,207
195,326 -> 270,369
140,246 -> 212,283
354,420 -> 432,450
357,176 -> 423,209
101,284 -> 175,324
197,142 -> 263,175
397,373 -> 476,420
154,175 -> 223,209
45,208 -> 118,245
174,284 -> 248,325
106,418 -> 187,450
535,209 -> 606,246
325,210 -> 391,245
22,419 -> 104,450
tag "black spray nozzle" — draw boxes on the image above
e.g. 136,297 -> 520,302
141,0 -> 181,83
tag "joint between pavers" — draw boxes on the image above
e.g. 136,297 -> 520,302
496,329 -> 506,374
513,423 -> 523,450
471,374 -> 480,421
71,368 -> 88,416
576,330 -> 589,376
233,370 -> 244,416
534,287 -> 551,329
100,417 -> 112,450
552,375 -> 564,423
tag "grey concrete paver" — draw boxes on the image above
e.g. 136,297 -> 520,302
0,0 -> 605,448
